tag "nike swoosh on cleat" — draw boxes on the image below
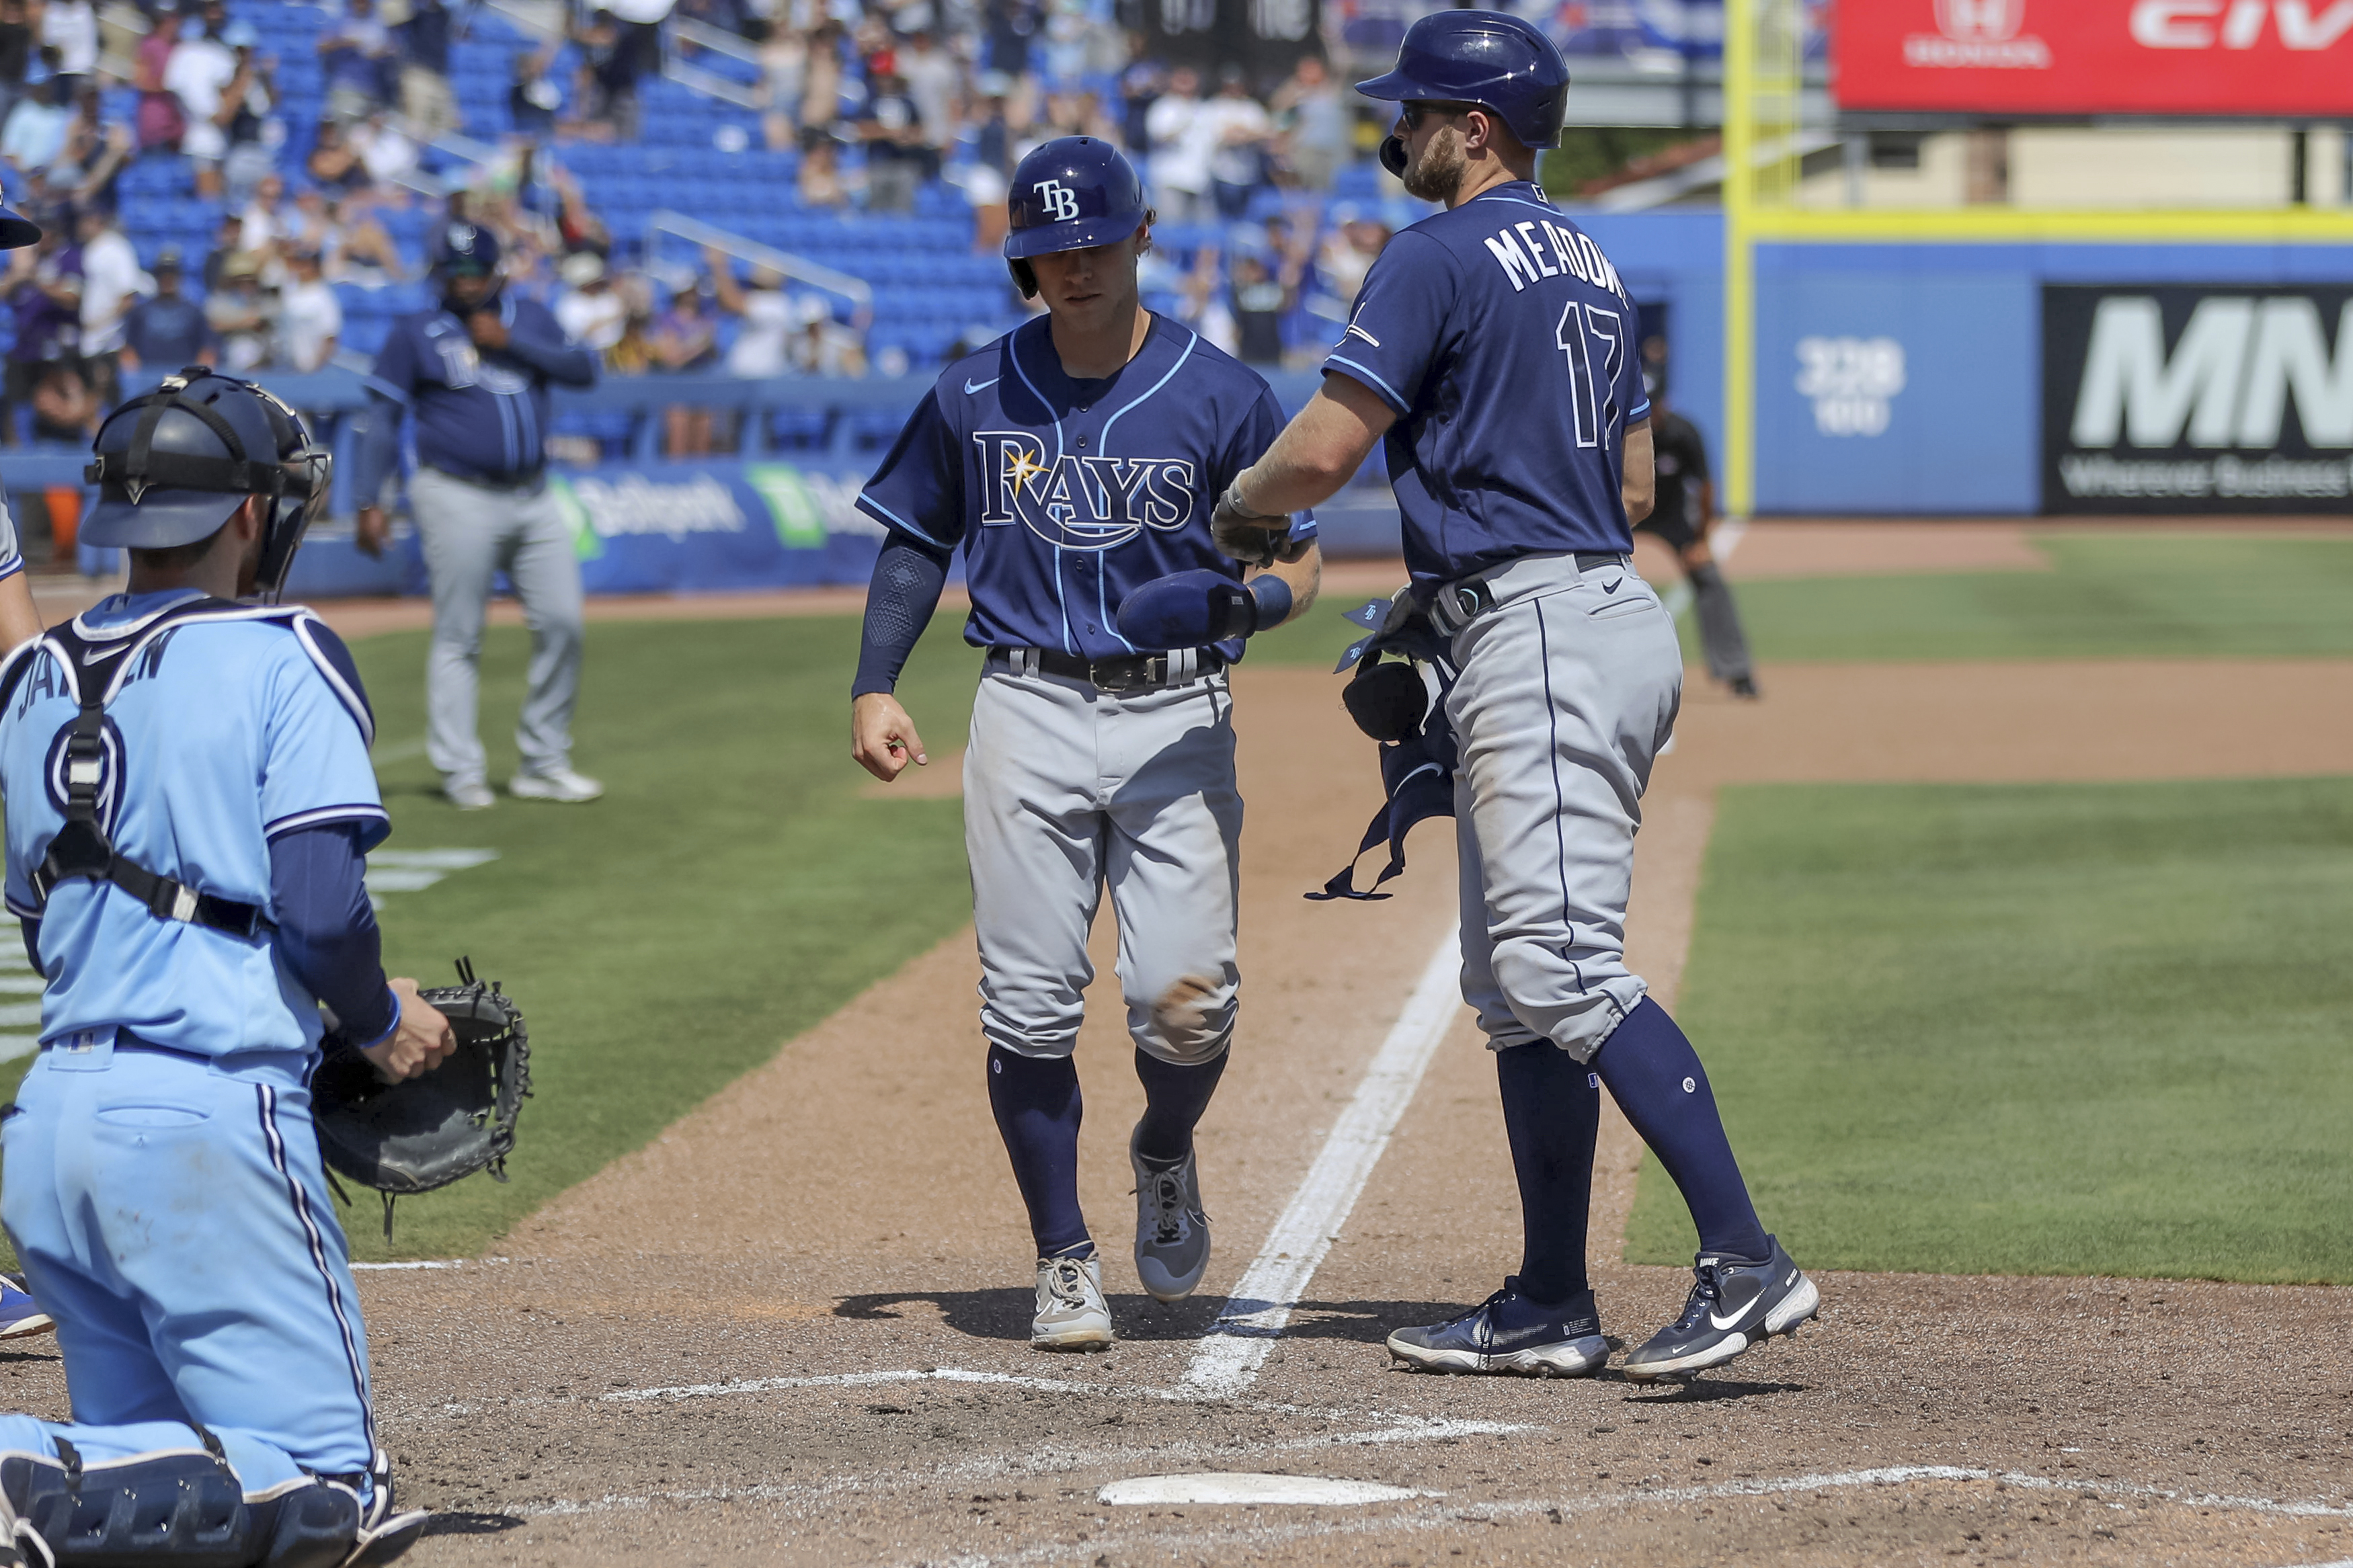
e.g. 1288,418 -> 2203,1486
1708,1307 -> 1751,1331
964,377 -> 1000,395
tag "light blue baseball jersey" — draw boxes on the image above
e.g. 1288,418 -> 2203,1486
0,591 -> 387,1055
0,499 -> 24,586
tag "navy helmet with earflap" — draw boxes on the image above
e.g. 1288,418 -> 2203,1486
1002,137 -> 1150,300
82,369 -> 332,604
1358,9 -> 1572,177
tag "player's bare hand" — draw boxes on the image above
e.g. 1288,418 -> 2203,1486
852,692 -> 928,782
354,505 -> 389,559
1210,487 -> 1295,567
467,311 -> 510,351
364,979 -> 458,1082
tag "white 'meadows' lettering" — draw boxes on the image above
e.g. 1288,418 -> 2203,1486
1483,229 -> 1543,292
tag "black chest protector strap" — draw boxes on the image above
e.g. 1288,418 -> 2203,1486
17,605 -> 266,940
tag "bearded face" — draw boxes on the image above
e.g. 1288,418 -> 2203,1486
1402,123 -> 1470,204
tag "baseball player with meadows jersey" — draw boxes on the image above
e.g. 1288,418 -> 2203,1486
1213,12 -> 1819,1384
850,137 -> 1320,1350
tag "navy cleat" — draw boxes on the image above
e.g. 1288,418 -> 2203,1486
1620,1235 -> 1819,1384
0,1278 -> 49,1342
1386,1280 -> 1608,1377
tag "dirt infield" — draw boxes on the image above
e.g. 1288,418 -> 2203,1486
7,538 -> 2348,1565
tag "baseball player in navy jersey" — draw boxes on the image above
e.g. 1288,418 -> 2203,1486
1212,12 -> 1819,1383
0,368 -> 449,1565
351,222 -> 604,812
850,137 -> 1321,1350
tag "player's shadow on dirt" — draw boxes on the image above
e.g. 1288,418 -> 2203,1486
835,1288 -> 1230,1343
423,1512 -> 526,1538
832,1292 -> 1486,1349
1619,1377 -> 1807,1404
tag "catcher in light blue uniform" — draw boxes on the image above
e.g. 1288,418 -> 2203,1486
850,138 -> 1320,1352
0,370 -> 452,1567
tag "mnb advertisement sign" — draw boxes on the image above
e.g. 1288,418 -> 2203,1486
1835,0 -> 2353,116
2043,285 -> 2353,513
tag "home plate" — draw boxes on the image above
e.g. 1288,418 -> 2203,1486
1099,1474 -> 1432,1507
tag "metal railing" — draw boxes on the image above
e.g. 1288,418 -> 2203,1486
645,210 -> 873,319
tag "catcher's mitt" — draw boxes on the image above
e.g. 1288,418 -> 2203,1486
315,958 -> 530,1234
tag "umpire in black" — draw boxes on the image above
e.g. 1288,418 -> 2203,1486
1639,358 -> 1759,699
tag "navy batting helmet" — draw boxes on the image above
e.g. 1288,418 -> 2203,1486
83,370 -> 331,604
1002,136 -> 1149,300
434,220 -> 502,275
0,203 -> 36,249
1357,9 -> 1571,167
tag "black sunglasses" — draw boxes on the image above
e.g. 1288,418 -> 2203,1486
1398,101 -> 1478,132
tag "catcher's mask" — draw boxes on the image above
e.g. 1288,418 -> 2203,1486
83,368 -> 331,604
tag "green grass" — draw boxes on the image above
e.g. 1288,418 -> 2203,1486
0,612 -> 984,1262
1252,533 -> 2353,669
1706,532 -> 2353,663
1625,777 -> 2353,1283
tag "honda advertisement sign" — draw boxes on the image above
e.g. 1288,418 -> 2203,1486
2044,285 -> 2353,513
1835,1 -> 2353,116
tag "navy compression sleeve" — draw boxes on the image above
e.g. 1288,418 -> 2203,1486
269,821 -> 399,1046
852,530 -> 952,698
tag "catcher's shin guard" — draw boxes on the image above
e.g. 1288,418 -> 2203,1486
0,1442 -> 373,1568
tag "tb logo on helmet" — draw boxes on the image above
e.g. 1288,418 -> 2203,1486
1034,179 -> 1080,222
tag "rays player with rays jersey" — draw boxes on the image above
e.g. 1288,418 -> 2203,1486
850,137 -> 1320,1351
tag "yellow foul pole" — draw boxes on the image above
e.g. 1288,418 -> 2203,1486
1722,0 -> 1757,517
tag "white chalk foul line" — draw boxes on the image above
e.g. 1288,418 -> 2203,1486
1182,926 -> 1462,1398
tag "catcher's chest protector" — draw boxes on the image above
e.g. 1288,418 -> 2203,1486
0,597 -> 360,939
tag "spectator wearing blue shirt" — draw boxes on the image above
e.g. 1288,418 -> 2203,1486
351,221 -> 604,811
119,247 -> 218,374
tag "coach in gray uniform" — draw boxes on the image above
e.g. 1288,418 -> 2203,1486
352,222 -> 603,810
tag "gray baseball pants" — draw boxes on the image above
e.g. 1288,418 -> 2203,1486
1439,552 -> 1683,1062
409,466 -> 586,787
963,657 -> 1242,1066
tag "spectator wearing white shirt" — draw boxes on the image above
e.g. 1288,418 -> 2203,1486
275,245 -> 342,372
164,13 -> 239,196
38,0 -> 95,98
553,250 -> 626,352
711,253 -> 794,378
1142,66 -> 1207,221
75,204 -> 147,401
1201,66 -> 1272,219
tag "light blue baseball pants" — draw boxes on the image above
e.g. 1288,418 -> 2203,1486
0,1038 -> 379,1493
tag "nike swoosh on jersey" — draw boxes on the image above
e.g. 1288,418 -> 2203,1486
964,376 -> 1000,395
1343,323 -> 1381,349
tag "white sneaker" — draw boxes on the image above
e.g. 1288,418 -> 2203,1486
444,778 -> 495,811
509,767 -> 604,803
1031,1253 -> 1114,1351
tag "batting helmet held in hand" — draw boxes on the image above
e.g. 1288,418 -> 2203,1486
1357,10 -> 1572,153
83,370 -> 331,604
1003,136 -> 1150,299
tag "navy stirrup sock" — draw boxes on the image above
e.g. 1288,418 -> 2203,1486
1131,1046 -> 1228,1165
986,1045 -> 1091,1259
1592,998 -> 1771,1262
1495,1043 -> 1600,1305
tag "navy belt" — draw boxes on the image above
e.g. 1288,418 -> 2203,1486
425,465 -> 545,495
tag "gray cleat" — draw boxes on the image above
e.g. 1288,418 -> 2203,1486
1031,1253 -> 1113,1350
1129,1129 -> 1211,1303
1621,1235 -> 1819,1384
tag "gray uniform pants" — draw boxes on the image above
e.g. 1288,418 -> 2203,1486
409,466 -> 587,786
1440,552 -> 1682,1061
963,657 -> 1242,1066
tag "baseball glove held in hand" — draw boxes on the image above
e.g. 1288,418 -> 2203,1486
314,958 -> 530,1235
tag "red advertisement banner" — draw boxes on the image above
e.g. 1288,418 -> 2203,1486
1834,0 -> 2353,116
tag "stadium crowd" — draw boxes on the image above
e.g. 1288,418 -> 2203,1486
0,0 -> 1414,454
